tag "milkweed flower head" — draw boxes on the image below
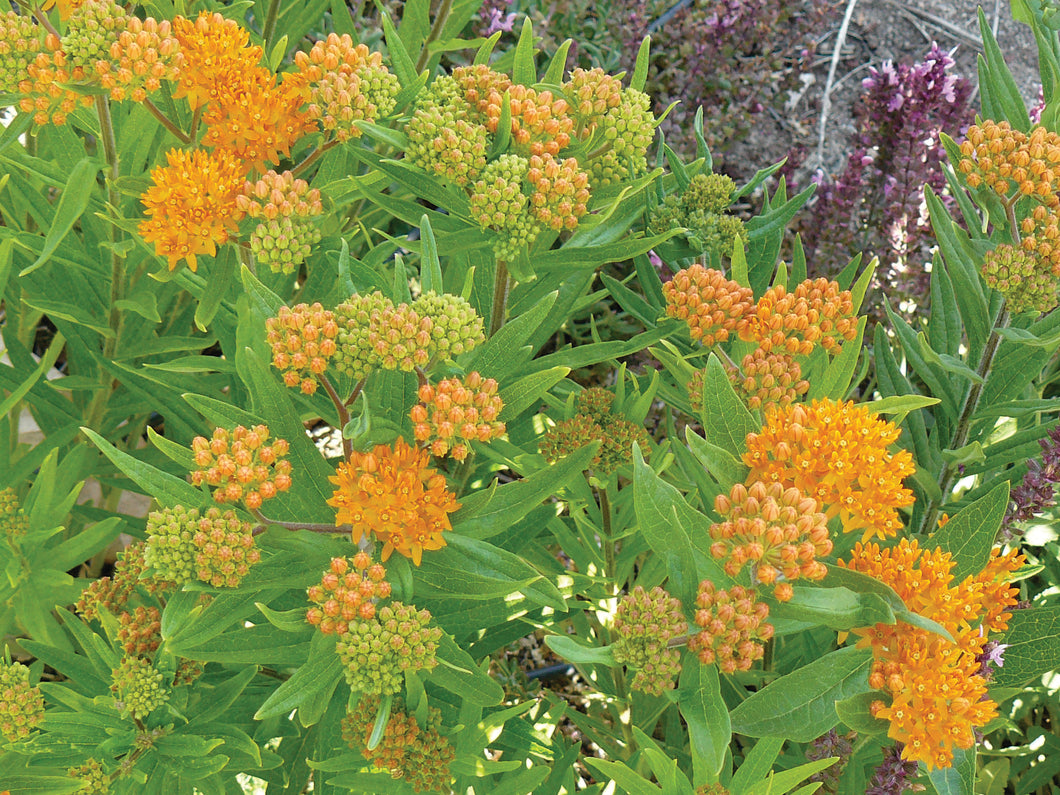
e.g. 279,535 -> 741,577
333,291 -> 394,379
190,424 -> 292,509
0,660 -> 44,741
117,606 -> 162,659
611,585 -> 686,695
0,12 -> 41,95
343,696 -> 455,793
688,581 -> 773,673
20,38 -> 95,126
96,16 -> 180,103
111,657 -> 168,719
66,759 -> 110,793
410,372 -> 506,461
959,121 -> 1060,205
61,0 -> 127,73
649,173 -> 748,255
0,487 -> 29,542
744,399 -> 915,540
294,33 -> 400,141
171,12 -> 256,111
663,265 -> 755,346
138,147 -> 246,272
411,292 -> 486,358
328,438 -> 460,565
468,153 -> 541,260
540,388 -> 650,475
306,553 -> 391,636
738,278 -> 858,356
710,480 -> 831,599
336,602 -> 443,694
75,542 -> 175,621
406,75 -> 490,187
145,504 -> 200,585
191,507 -> 261,588
980,243 -> 1058,314
526,153 -> 591,231
565,67 -> 623,131
578,83 -> 655,186
721,347 -> 810,412
265,303 -> 339,394
239,170 -> 324,273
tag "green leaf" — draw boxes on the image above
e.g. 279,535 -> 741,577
928,481 -> 1008,579
541,38 -> 572,84
20,157 -> 98,277
81,427 -> 204,508
769,586 -> 895,631
583,759 -> 663,795
513,17 -> 535,84
170,624 -> 311,665
0,331 -> 64,421
254,632 -> 343,720
977,8 -> 1032,131
849,256 -> 878,315
679,660 -> 730,780
631,36 -> 651,92
194,249 -> 235,331
744,759 -> 838,795
497,366 -> 570,422
543,635 -> 615,665
834,692 -> 889,735
419,214 -> 443,294
699,354 -> 758,456
685,427 -> 748,487
995,324 -> 1060,347
468,290 -> 557,379
41,517 -> 123,573
809,316 -> 866,401
730,736 -> 785,795
729,647 -> 873,741
380,9 -> 417,87
0,776 -> 84,795
993,606 -> 1060,687
428,633 -> 504,706
928,746 -> 975,795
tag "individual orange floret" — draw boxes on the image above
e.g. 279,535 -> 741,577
305,553 -> 391,635
724,346 -> 809,411
138,147 -> 247,272
662,264 -> 755,346
744,399 -> 915,541
526,153 -> 591,231
327,438 -> 460,565
709,480 -> 831,598
738,278 -> 858,356
688,581 -> 773,673
96,16 -> 180,103
265,303 -> 339,395
190,424 -> 292,509
410,372 -> 505,462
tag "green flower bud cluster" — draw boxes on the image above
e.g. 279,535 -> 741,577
343,696 -> 455,793
111,657 -> 168,719
0,486 -> 29,541
62,0 -> 128,73
407,76 -> 490,187
413,292 -> 486,358
0,11 -> 40,95
359,63 -> 400,122
117,606 -> 162,658
587,87 -> 655,186
649,173 -> 748,256
575,386 -> 616,421
611,585 -> 686,696
145,505 -> 198,585
192,507 -> 261,588
981,242 -> 1058,314
251,217 -> 321,274
67,759 -> 111,794
565,67 -> 623,125
336,601 -> 443,695
540,389 -> 650,476
173,658 -> 204,687
0,660 -> 45,741
468,153 -> 542,259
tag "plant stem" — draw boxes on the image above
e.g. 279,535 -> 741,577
344,377 -> 367,407
143,98 -> 192,144
29,4 -> 59,38
251,506 -> 344,533
261,0 -> 282,48
318,373 -> 352,458
414,0 -> 454,73
489,260 -> 510,336
598,487 -> 619,597
292,138 -> 340,178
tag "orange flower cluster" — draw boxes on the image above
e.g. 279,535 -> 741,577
20,37 -> 94,126
1017,204 -> 1060,282
191,507 -> 262,588
237,169 -> 323,221
565,67 -> 623,129
709,480 -> 831,600
526,153 -> 591,231
0,11 -> 40,96
663,264 -> 755,346
410,372 -> 505,461
688,581 -> 774,673
138,147 -> 246,272
328,438 -> 460,565
738,279 -> 858,355
265,302 -> 339,395
744,399 -> 915,540
721,347 -> 810,411
75,542 -> 174,622
171,12 -> 252,110
40,0 -> 84,20
958,121 -> 1060,203
841,539 -> 1024,769
343,696 -> 455,792
117,606 -> 162,658
190,424 -> 292,509
305,553 -> 391,635
294,33 -> 399,142
95,16 -> 179,103
483,81 -> 575,157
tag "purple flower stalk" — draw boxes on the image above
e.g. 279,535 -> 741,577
867,743 -> 925,795
475,0 -> 517,35
1002,424 -> 1060,538
975,639 -> 1010,681
806,729 -> 856,794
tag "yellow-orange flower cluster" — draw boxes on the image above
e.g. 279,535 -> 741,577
663,264 -> 755,346
171,12 -> 252,110
744,399 -> 915,540
526,153 -> 591,231
190,425 -> 292,509
840,539 -> 1024,769
0,11 -> 40,96
722,347 -> 809,412
738,279 -> 858,356
959,121 -> 1060,204
138,147 -> 246,272
688,581 -> 774,673
410,372 -> 505,461
306,553 -> 391,635
709,480 -> 831,600
95,16 -> 179,103
565,67 -> 623,129
238,170 -> 324,273
328,439 -> 460,565
484,81 -> 575,157
265,302 -> 339,395
20,37 -> 94,126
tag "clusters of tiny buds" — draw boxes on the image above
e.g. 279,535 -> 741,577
96,16 -> 179,102
959,121 -> 1060,206
469,153 -> 531,230
368,302 -> 434,371
981,243 -> 1058,314
117,606 -> 162,658
587,87 -> 655,186
412,292 -> 486,358
710,480 -> 831,598
192,507 -> 261,588
688,581 -> 774,673
540,395 -> 650,476
611,585 -> 687,696
565,67 -> 623,126
0,11 -> 42,95
1018,203 -> 1060,278
76,543 -> 174,621
663,265 -> 755,346
739,279 -> 858,356
484,82 -> 574,157
21,40 -> 96,125
336,602 -> 443,695
111,657 -> 168,719
0,661 -> 45,741
0,487 -> 29,541
411,372 -> 505,461
144,504 -> 200,584
333,291 -> 394,379
62,0 -> 127,72
67,759 -> 110,793
265,303 -> 339,395
306,553 -> 391,635
405,78 -> 490,187
237,170 -> 323,221
724,347 -> 810,411
526,153 -> 591,231
190,425 -> 292,509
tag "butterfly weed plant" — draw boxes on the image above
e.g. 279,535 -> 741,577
0,1 -> 1059,794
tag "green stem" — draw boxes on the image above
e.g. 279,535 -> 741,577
489,260 -> 510,336
292,138 -> 340,178
414,0 -> 454,73
143,98 -> 192,144
599,487 -> 618,596
261,0 -> 282,48
318,372 -> 352,458
251,506 -> 344,534
28,4 -> 59,38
